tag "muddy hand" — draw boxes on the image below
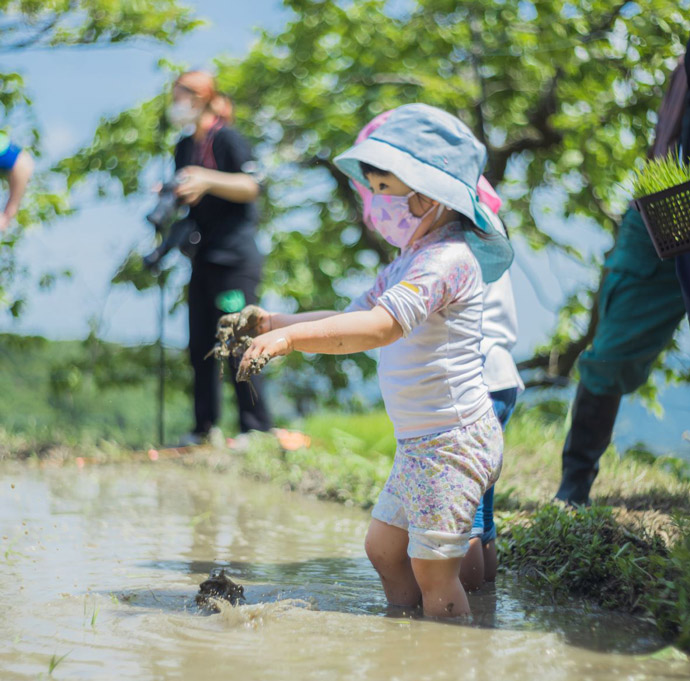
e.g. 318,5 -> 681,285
236,353 -> 271,382
210,305 -> 272,361
236,330 -> 292,382
217,305 -> 270,340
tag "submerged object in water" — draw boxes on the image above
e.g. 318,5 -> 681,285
196,568 -> 245,609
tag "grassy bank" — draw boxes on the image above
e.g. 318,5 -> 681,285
499,504 -> 690,649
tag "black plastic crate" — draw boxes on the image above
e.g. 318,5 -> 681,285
633,181 -> 690,259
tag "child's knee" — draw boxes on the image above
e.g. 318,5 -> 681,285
365,535 -> 399,572
410,560 -> 437,591
365,521 -> 409,572
364,532 -> 383,568
411,556 -> 462,593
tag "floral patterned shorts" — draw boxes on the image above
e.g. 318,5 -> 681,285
371,408 -> 503,560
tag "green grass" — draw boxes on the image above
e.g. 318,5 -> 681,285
239,432 -> 391,507
498,505 -> 690,650
48,651 -> 70,676
299,410 -> 396,459
632,151 -> 690,197
496,402 -> 690,513
0,333 -> 246,451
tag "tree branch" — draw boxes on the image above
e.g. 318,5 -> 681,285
522,376 -> 571,389
500,7 -> 630,379
0,14 -> 61,51
490,67 -> 563,183
580,171 -> 620,225
485,4 -> 626,183
517,278 -> 601,377
369,73 -> 424,87
469,16 -> 490,174
582,2 -> 628,43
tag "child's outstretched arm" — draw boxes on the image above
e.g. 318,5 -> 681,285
237,307 -> 402,379
218,306 -> 340,341
270,310 -> 340,330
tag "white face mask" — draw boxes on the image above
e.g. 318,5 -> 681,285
167,100 -> 202,128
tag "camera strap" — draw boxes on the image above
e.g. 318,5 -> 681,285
192,118 -> 224,169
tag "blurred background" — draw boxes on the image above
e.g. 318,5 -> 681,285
1,0 -> 688,455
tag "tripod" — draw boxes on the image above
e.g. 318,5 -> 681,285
155,268 -> 166,445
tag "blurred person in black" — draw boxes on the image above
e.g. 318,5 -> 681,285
166,70 -> 271,446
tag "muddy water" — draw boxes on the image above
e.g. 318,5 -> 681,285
0,462 -> 687,681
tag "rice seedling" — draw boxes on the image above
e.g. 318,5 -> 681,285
632,151 -> 690,197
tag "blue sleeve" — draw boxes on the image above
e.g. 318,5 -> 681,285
0,133 -> 21,170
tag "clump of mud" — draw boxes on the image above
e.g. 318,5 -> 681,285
236,354 -> 271,382
206,305 -> 263,361
196,568 -> 245,610
205,305 -> 272,382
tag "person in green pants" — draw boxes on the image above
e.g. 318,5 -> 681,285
556,63 -> 689,505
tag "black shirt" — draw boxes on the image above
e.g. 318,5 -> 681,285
174,126 -> 261,268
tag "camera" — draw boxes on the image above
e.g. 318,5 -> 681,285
146,179 -> 186,229
143,177 -> 201,270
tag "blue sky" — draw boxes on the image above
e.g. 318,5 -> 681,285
4,0 -> 689,455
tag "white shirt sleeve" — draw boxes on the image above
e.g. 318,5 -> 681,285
377,241 -> 480,337
480,210 -> 524,392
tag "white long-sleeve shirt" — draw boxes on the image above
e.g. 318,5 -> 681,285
480,210 -> 524,393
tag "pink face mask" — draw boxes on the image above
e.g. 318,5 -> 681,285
369,192 -> 442,248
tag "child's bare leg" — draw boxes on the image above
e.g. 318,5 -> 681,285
459,537 -> 485,592
482,539 -> 497,582
411,556 -> 469,617
365,518 -> 421,607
